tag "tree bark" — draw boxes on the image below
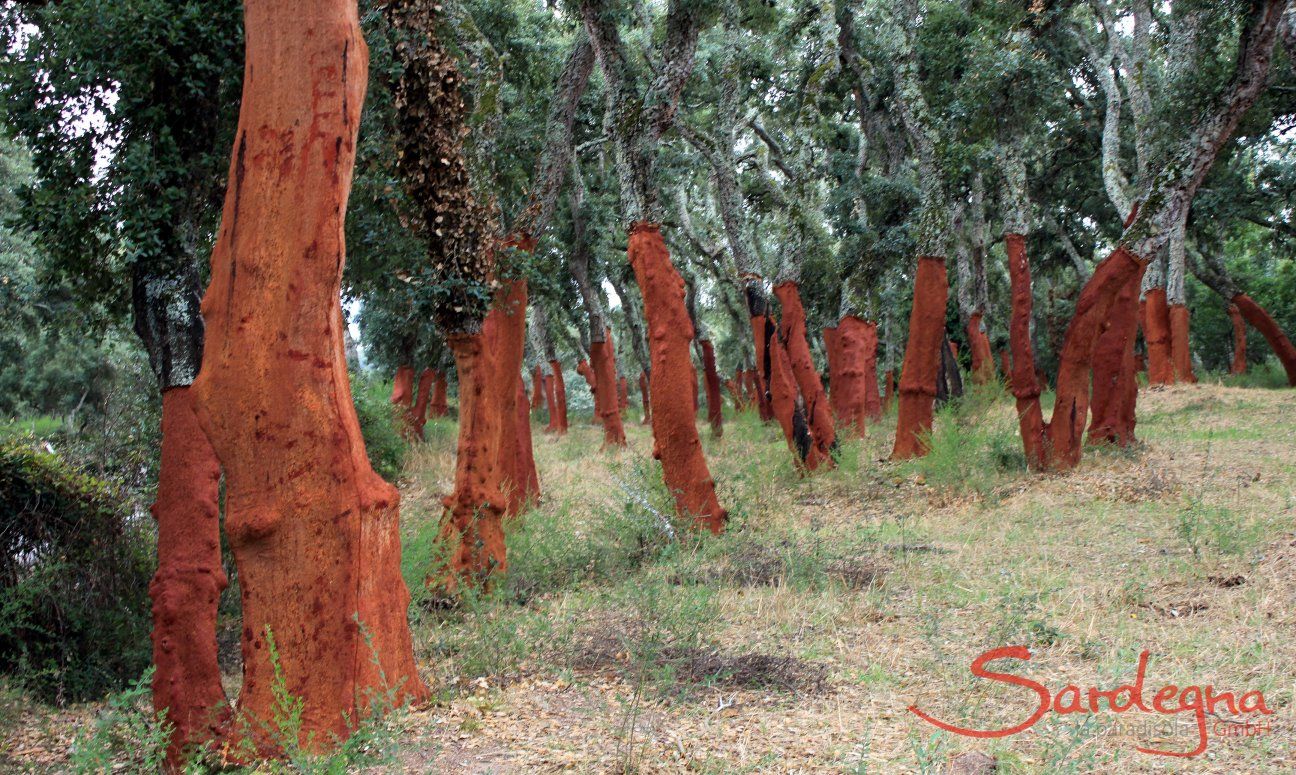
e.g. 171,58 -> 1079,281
438,331 -> 508,591
832,316 -> 876,437
390,364 -> 417,436
1232,293 -> 1296,385
774,282 -> 836,464
430,370 -> 448,417
1228,303 -> 1247,375
1143,288 -> 1175,385
548,359 -> 569,433
638,369 -> 651,424
966,311 -> 995,385
1006,234 -> 1047,470
589,330 -> 626,446
699,339 -> 724,438
411,368 -> 436,440
149,387 -> 229,766
629,223 -> 727,531
486,277 -> 539,515
192,0 -> 425,745
1088,263 -> 1146,447
892,257 -> 948,459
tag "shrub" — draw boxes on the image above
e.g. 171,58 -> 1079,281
351,371 -> 408,481
0,441 -> 153,703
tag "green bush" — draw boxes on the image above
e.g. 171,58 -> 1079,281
0,442 -> 153,703
351,372 -> 408,482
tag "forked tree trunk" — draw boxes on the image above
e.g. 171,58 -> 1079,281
549,359 -> 570,432
966,311 -> 995,384
192,0 -> 425,745
1049,248 -> 1144,468
411,368 -> 436,440
1228,303 -> 1247,374
700,339 -> 724,438
1232,293 -> 1296,385
638,370 -> 652,424
774,283 -> 835,464
628,223 -> 726,532
892,257 -> 948,459
1005,234 -> 1047,470
1143,288 -> 1174,385
1088,264 -> 1146,446
149,387 -> 229,765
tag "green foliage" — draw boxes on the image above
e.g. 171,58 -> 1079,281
351,372 -> 409,482
68,668 -> 170,774
903,381 -> 1025,496
0,442 -> 152,703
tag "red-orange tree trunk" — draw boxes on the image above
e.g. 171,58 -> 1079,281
430,370 -> 448,417
530,365 -> 545,411
822,326 -> 841,423
1049,247 -> 1144,469
411,368 -> 435,440
617,375 -> 629,414
750,317 -> 776,422
861,321 -> 882,423
774,282 -> 835,464
1088,263 -> 1145,447
638,370 -> 651,424
628,223 -> 726,532
1169,304 -> 1196,383
549,359 -> 569,433
892,257 -> 948,459
1143,288 -> 1174,385
768,331 -> 820,470
1005,234 -> 1047,470
700,339 -> 724,438
439,332 -> 508,589
390,364 -> 417,437
513,380 -> 540,511
485,278 -> 538,515
149,387 -> 229,765
590,332 -> 626,446
1228,303 -> 1247,375
1232,292 -> 1296,385
967,312 -> 995,384
884,369 -> 895,411
832,316 -> 874,437
576,359 -> 598,424
192,0 -> 426,744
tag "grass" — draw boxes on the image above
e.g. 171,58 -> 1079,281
6,380 -> 1295,773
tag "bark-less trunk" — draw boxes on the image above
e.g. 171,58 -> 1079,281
1165,209 -> 1196,382
135,269 -> 230,765
193,0 -> 425,747
1191,247 -> 1296,386
1047,0 -> 1289,469
890,1 -> 956,458
582,0 -> 725,529
568,164 -> 626,446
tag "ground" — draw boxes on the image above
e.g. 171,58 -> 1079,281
3,379 -> 1294,773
